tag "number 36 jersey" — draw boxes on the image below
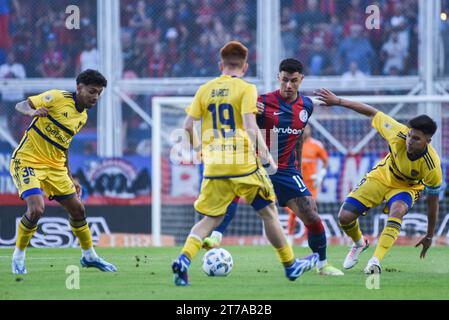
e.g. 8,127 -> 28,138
186,74 -> 259,179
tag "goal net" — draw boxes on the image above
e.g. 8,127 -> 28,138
152,95 -> 449,247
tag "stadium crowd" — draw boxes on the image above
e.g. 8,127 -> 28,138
120,0 -> 257,77
1,0 -> 448,79
0,0 -> 448,155
281,0 -> 420,76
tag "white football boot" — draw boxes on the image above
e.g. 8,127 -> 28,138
343,238 -> 369,269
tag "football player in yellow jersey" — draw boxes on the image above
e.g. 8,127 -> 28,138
316,88 -> 442,274
171,41 -> 318,286
9,69 -> 117,274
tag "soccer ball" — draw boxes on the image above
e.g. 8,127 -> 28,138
202,248 -> 233,277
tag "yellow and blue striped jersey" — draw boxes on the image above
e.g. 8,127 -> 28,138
12,90 -> 88,168
368,112 -> 442,194
186,74 -> 259,178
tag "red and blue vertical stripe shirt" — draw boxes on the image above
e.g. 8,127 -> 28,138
257,90 -> 314,171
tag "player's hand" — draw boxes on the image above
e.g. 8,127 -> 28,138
256,101 -> 265,115
32,107 -> 49,117
264,155 -> 278,175
415,235 -> 433,258
72,177 -> 82,199
311,168 -> 327,188
314,88 -> 340,106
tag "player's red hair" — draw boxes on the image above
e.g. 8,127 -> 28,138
220,41 -> 248,68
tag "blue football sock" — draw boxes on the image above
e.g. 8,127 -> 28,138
306,220 -> 327,261
215,200 -> 238,234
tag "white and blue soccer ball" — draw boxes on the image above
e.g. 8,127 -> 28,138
202,248 -> 233,277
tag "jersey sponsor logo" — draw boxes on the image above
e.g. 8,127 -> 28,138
63,112 -> 68,118
273,111 -> 284,116
44,123 -> 72,145
272,125 -> 303,135
299,110 -> 308,122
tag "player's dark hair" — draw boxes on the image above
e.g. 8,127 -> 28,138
408,115 -> 437,136
220,41 -> 248,68
279,58 -> 304,74
76,69 -> 107,87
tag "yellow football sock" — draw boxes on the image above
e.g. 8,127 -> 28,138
70,219 -> 93,250
181,235 -> 203,261
16,216 -> 38,250
340,219 -> 363,243
374,217 -> 402,261
275,245 -> 295,267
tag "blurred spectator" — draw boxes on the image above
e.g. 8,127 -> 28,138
76,38 -> 98,74
36,33 -> 66,77
389,2 -> 409,51
381,32 -> 408,75
0,51 -> 25,135
297,0 -> 327,27
136,18 -> 160,53
307,36 -> 333,75
122,31 -> 137,74
341,61 -> 367,88
129,0 -> 151,32
297,23 -> 314,63
148,42 -> 166,77
209,18 -> 231,51
338,24 -> 374,74
0,0 -> 20,64
0,51 -> 26,100
281,6 -> 298,59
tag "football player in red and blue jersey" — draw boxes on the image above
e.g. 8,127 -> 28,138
204,58 -> 343,276
256,58 -> 342,276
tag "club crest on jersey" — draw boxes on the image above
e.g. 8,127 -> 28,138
299,110 -> 308,122
411,170 -> 419,177
44,95 -> 53,102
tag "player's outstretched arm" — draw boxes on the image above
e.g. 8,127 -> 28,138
415,194 -> 439,258
315,88 -> 378,118
15,100 -> 48,117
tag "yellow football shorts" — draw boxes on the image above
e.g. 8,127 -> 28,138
10,159 -> 76,200
346,175 -> 421,215
194,168 -> 276,216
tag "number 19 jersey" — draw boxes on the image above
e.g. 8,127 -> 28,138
186,74 -> 259,179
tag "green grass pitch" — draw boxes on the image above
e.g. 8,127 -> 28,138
1,245 -> 448,300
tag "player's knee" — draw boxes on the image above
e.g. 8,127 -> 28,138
338,210 -> 355,226
389,203 -> 408,219
27,204 -> 45,221
70,203 -> 86,220
302,210 -> 320,225
257,203 -> 277,221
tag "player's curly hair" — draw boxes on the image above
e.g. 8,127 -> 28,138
76,69 -> 108,87
279,58 -> 304,74
409,115 -> 437,136
220,41 -> 248,68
